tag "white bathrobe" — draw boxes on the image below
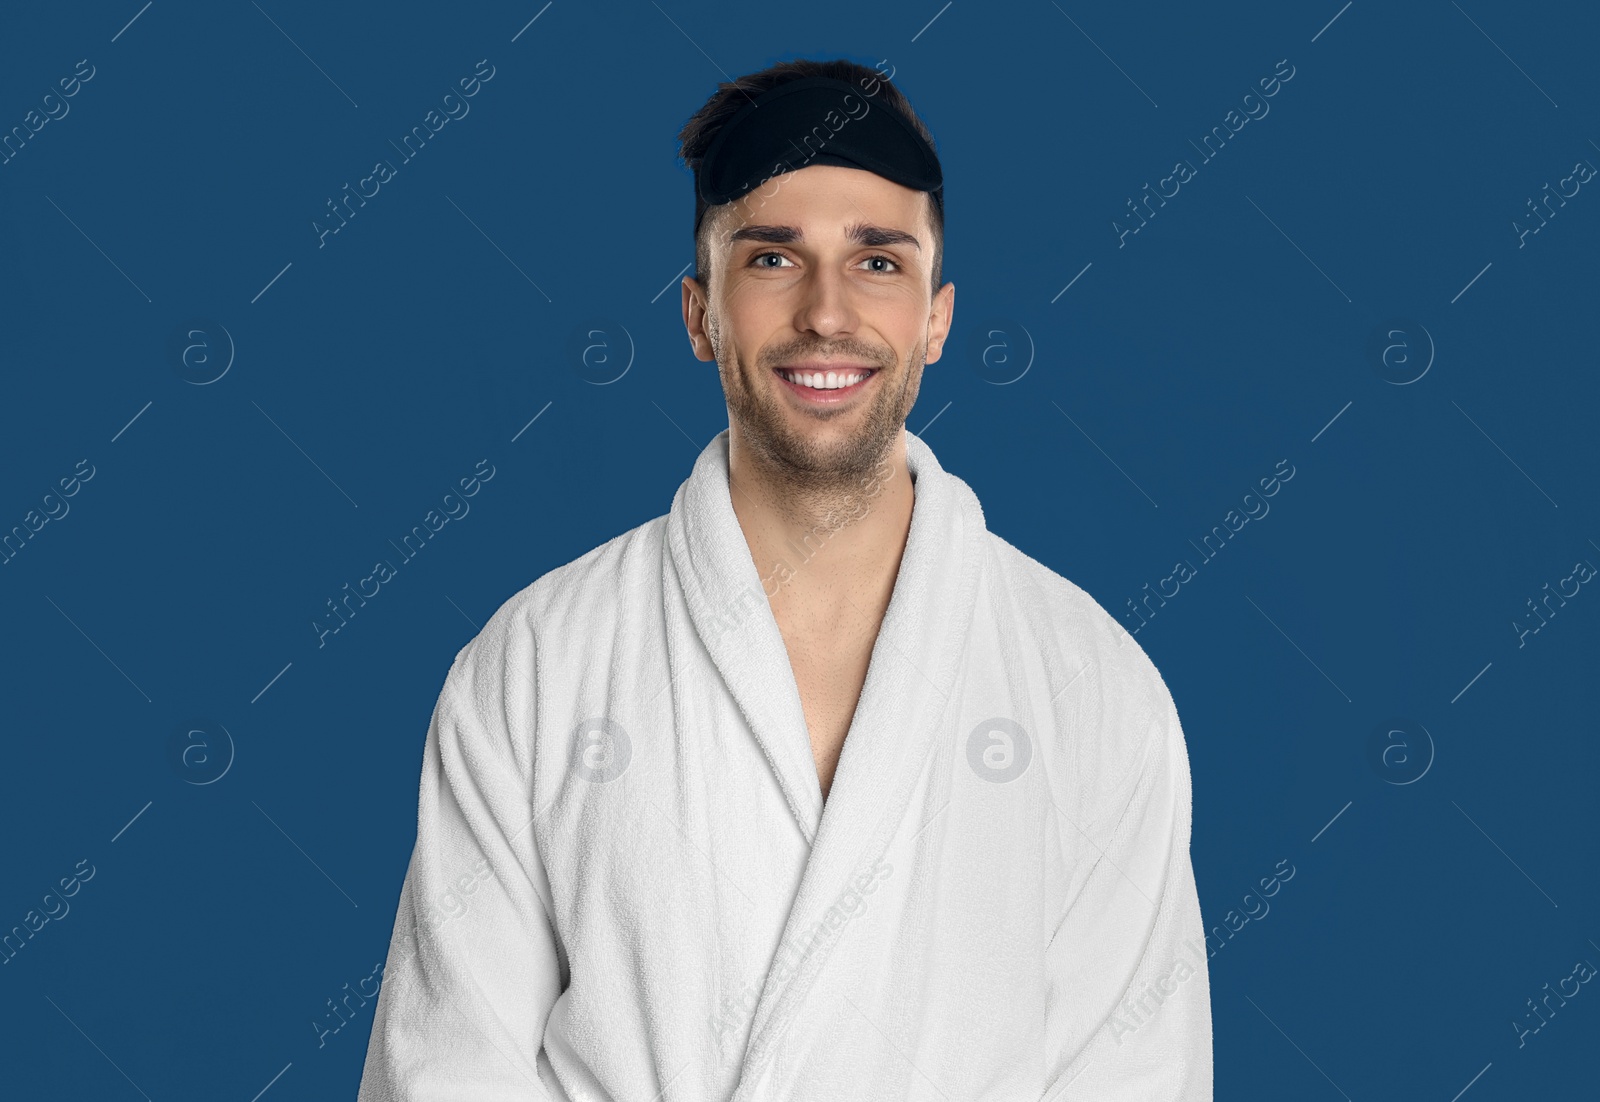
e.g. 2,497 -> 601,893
357,428 -> 1212,1101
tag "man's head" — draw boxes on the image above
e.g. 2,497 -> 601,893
677,59 -> 954,493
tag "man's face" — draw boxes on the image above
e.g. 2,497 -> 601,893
683,164 -> 954,489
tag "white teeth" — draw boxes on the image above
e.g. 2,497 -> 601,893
779,369 -> 868,390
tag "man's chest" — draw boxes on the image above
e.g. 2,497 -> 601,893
779,624 -> 876,799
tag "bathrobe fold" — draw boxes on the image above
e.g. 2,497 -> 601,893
357,428 -> 1212,1101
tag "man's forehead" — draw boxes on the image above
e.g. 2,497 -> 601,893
712,164 -> 930,245
757,162 -> 918,199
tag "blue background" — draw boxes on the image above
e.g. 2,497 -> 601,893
2,1 -> 1596,1098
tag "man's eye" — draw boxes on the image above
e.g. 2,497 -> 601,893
749,252 -> 900,273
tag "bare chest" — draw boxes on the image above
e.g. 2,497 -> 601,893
780,628 -> 876,801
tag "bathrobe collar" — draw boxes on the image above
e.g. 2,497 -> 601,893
664,426 -> 990,1077
665,427 -> 987,838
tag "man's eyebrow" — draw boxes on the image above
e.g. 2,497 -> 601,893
726,223 -> 921,252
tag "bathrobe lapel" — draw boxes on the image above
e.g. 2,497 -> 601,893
663,428 -> 988,1086
664,432 -> 828,842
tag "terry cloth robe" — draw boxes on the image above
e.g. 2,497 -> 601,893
357,427 -> 1212,1102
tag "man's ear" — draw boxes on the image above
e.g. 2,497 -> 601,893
682,276 -> 716,362
924,280 -> 955,365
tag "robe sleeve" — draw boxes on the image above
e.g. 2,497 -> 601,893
1042,681 -> 1213,1100
357,639 -> 566,1101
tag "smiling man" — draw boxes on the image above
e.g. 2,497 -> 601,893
358,57 -> 1212,1102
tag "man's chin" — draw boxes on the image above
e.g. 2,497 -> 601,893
751,420 -> 897,483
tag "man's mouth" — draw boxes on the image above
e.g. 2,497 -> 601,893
773,366 -> 877,392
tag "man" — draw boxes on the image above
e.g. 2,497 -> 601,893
358,58 -> 1212,1101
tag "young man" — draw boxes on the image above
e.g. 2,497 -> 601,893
359,58 -> 1212,1101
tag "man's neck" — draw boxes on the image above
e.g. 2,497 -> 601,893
725,430 -> 916,632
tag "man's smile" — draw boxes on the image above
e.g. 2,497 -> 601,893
772,364 -> 879,404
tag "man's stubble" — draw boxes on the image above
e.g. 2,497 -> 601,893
709,302 -> 924,524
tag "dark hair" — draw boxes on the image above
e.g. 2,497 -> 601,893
676,58 -> 944,297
